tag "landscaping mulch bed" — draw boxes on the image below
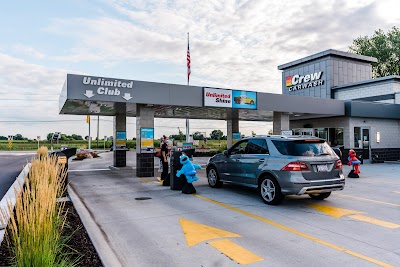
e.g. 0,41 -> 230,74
0,201 -> 103,267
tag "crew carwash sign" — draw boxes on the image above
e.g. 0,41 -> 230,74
286,71 -> 324,92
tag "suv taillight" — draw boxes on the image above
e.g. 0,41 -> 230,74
335,160 -> 342,169
281,162 -> 309,171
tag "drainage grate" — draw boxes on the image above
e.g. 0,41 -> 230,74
135,197 -> 152,200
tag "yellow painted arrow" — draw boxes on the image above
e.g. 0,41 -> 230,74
179,218 -> 240,246
307,203 -> 364,218
308,204 -> 400,229
179,218 -> 263,264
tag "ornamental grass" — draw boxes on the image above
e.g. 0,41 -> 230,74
3,155 -> 75,267
37,145 -> 49,159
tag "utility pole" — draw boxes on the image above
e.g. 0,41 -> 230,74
87,115 -> 91,150
97,115 -> 99,148
186,32 -> 191,143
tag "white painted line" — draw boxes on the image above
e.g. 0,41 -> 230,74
0,163 -> 30,243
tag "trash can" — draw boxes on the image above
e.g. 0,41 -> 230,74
170,148 -> 195,190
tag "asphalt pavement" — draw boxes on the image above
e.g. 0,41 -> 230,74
0,153 -> 34,199
67,152 -> 400,267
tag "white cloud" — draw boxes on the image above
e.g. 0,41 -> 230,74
1,0 -> 397,139
13,44 -> 45,59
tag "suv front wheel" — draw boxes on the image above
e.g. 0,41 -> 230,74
259,176 -> 284,205
207,167 -> 223,188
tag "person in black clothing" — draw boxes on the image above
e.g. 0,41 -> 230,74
160,137 -> 169,181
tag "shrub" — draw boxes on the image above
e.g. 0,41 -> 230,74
75,150 -> 88,160
90,151 -> 99,158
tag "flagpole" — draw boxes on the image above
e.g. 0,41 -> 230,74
186,32 -> 190,142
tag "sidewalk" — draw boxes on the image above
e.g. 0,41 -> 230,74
67,160 -> 400,267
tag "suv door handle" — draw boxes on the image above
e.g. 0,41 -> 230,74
258,159 -> 265,162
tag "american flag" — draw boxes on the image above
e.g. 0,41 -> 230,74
187,38 -> 191,84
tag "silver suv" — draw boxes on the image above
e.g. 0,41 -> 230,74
206,136 -> 345,205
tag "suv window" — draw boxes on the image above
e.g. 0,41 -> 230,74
230,140 -> 248,155
246,139 -> 269,154
272,140 -> 334,156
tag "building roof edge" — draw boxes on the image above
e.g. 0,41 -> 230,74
278,49 -> 378,70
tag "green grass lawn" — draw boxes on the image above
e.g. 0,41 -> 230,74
0,140 -> 227,151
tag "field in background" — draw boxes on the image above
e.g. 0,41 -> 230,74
0,140 -> 228,152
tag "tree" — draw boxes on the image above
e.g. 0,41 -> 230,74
349,27 -> 400,77
70,134 -> 83,140
192,131 -> 205,140
47,133 -> 53,141
60,134 -> 69,141
210,130 -> 225,140
0,136 -> 7,140
13,134 -> 27,140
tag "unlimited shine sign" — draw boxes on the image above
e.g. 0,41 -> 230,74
203,87 -> 257,109
204,88 -> 232,107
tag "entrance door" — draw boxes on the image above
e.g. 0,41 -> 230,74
361,128 -> 370,160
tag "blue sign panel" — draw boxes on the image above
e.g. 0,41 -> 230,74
232,90 -> 257,109
115,131 -> 127,149
141,128 -> 154,139
116,131 -> 126,140
232,132 -> 241,140
232,132 -> 241,144
140,128 -> 154,153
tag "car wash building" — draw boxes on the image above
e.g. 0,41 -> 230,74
59,49 -> 400,175
59,74 -> 344,176
278,49 -> 400,163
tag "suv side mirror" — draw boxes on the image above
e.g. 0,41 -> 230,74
223,150 -> 228,156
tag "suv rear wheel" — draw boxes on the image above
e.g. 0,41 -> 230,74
309,192 -> 331,200
259,176 -> 284,205
207,167 -> 223,188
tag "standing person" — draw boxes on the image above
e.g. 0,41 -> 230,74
160,137 -> 169,181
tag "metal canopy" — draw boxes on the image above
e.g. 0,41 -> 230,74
59,74 -> 346,121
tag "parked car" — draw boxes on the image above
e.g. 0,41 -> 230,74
206,135 -> 344,205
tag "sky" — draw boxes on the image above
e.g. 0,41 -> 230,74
0,0 -> 399,140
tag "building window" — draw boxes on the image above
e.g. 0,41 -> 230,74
354,127 -> 361,148
327,128 -> 343,146
314,128 -> 328,140
292,127 -> 343,146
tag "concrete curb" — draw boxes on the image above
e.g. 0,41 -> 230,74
0,163 -> 31,243
68,184 -> 123,267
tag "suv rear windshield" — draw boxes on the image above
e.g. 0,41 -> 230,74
272,140 -> 334,156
